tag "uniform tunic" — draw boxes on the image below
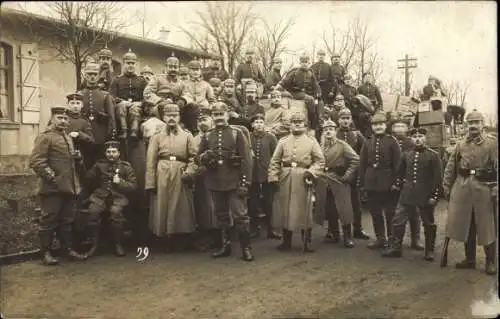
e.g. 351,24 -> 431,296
311,61 -> 333,102
234,62 -> 266,85
109,73 -> 148,104
81,86 -> 116,145
268,134 -> 325,231
357,83 -> 383,111
143,74 -> 183,105
145,127 -> 197,236
265,104 -> 289,134
315,138 -> 359,225
251,131 -> 278,183
443,134 -> 497,245
180,79 -> 215,108
68,114 -> 95,170
264,69 -> 282,93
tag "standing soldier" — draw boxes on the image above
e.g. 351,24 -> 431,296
178,59 -> 216,134
248,113 -> 281,239
203,60 -> 229,82
328,107 -> 370,240
140,65 -> 154,84
97,46 -> 114,92
234,49 -> 266,90
330,53 -> 345,95
84,141 -> 138,257
146,104 -> 198,250
357,72 -> 383,112
268,112 -> 325,252
443,110 -> 497,275
81,62 -> 117,167
316,120 -> 360,248
29,106 -> 87,265
198,102 -> 254,261
387,119 -> 424,250
264,57 -> 283,94
382,128 -> 442,260
311,49 -> 333,104
220,78 -> 241,113
143,54 -> 183,115
359,112 -> 402,250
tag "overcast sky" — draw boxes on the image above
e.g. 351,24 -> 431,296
6,1 -> 497,118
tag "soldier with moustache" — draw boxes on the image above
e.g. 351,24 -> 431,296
80,63 -> 117,168
265,90 -> 290,138
29,106 -> 88,265
359,112 -> 402,250
357,72 -> 383,112
97,46 -> 114,92
198,102 -> 254,261
264,57 -> 283,94
234,49 -> 266,92
179,66 -> 190,82
387,118 -> 424,250
311,50 -> 333,104
316,119 -> 360,248
228,81 -> 265,130
326,107 -> 371,241
268,112 -> 325,253
443,109 -> 497,275
220,78 -> 242,114
330,53 -> 346,91
248,113 -> 281,239
208,77 -> 223,99
140,65 -> 154,84
382,128 -> 441,261
203,60 -> 229,82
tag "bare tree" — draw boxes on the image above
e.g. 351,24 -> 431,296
177,2 -> 258,73
12,2 -> 132,89
444,80 -> 470,107
248,17 -> 296,74
322,18 -> 357,74
351,16 -> 378,86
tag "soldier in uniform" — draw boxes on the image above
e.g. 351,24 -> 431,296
229,81 -> 265,130
145,104 -> 198,250
311,49 -> 333,104
268,112 -> 325,252
329,107 -> 370,240
330,53 -> 345,90
316,119 -> 360,248
382,128 -> 442,260
197,102 -> 254,261
178,59 -> 216,134
29,106 -> 87,265
234,49 -> 266,88
359,112 -> 402,250
248,113 -> 281,239
264,57 -> 283,94
443,110 -> 497,275
209,77 -> 223,98
277,53 -> 322,132
328,94 -> 348,123
179,66 -> 189,82
357,72 -> 383,111
84,141 -> 137,257
220,78 -> 241,113
97,46 -> 114,91
387,119 -> 424,250
143,54 -> 183,115
203,60 -> 229,82
109,49 -> 148,139
265,90 -> 289,137
140,65 -> 154,84
80,63 -> 117,168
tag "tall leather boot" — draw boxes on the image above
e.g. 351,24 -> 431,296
342,224 -> 354,248
111,224 -> 126,257
324,218 -> 340,243
249,217 -> 261,239
59,228 -> 87,261
301,228 -> 314,253
410,215 -> 424,251
484,242 -> 497,275
211,228 -> 232,258
382,225 -> 405,257
39,231 -> 59,265
423,224 -> 437,261
455,237 -> 476,269
84,225 -> 100,258
367,214 -> 387,250
277,229 -> 292,251
238,226 -> 254,262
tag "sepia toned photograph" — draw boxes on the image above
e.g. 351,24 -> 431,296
0,1 -> 498,318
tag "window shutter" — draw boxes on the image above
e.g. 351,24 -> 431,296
19,43 -> 41,124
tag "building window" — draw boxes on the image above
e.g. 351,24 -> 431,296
0,42 -> 14,121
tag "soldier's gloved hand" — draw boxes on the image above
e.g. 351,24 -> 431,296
69,131 -> 79,139
303,171 -> 316,185
427,198 -> 438,206
390,184 -> 400,192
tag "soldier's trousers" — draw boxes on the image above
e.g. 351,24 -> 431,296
180,104 -> 200,135
318,81 -> 332,105
462,211 -> 497,263
350,184 -> 364,232
391,204 -> 434,231
38,194 -> 77,232
248,182 -> 273,222
87,198 -> 127,228
365,190 -> 393,238
212,190 -> 250,232
388,190 -> 421,240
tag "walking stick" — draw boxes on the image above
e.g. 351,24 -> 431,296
440,236 -> 450,267
302,179 -> 314,253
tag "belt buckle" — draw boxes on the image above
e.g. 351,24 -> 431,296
324,167 -> 329,172
291,162 -> 297,168
470,169 -> 476,175
89,115 -> 94,121
169,156 -> 177,161
372,164 -> 378,168
217,160 -> 224,165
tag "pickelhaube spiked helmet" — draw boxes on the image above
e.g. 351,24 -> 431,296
323,119 -> 337,129
212,101 -> 229,112
370,112 -> 387,124
465,109 -> 484,122
98,46 -> 112,58
338,107 -> 352,117
209,78 -> 222,87
166,53 -> 179,65
123,49 -> 137,62
141,65 -> 153,75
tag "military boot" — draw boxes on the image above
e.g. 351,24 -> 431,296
111,224 -> 126,257
59,228 -> 87,261
238,226 -> 254,262
84,225 -> 100,259
342,224 -> 354,248
455,239 -> 476,269
423,224 -> 437,261
484,242 -> 497,276
266,215 -> 282,240
39,231 -> 59,266
367,214 -> 387,250
301,228 -> 314,253
410,216 -> 424,251
277,229 -> 292,251
324,218 -> 340,243
382,225 -> 405,258
211,229 -> 232,258
249,218 -> 261,239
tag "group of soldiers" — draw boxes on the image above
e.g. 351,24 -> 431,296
28,46 -> 497,276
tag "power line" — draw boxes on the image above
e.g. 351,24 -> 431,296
397,54 -> 417,96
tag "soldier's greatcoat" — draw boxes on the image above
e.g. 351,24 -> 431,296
315,138 -> 359,225
268,133 -> 325,231
443,134 -> 497,245
145,127 -> 198,236
143,74 -> 183,105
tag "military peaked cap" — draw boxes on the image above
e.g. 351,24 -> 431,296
188,60 -> 201,69
98,46 -> 112,57
323,119 -> 337,129
409,128 -> 427,136
162,103 -> 180,114
299,53 -> 310,62
245,82 -> 258,92
224,78 -> 235,86
179,66 -> 189,75
212,101 -> 229,112
198,107 -> 212,119
371,112 -> 387,124
66,92 -> 83,101
317,49 -> 326,55
338,108 -> 352,117
104,140 -> 120,150
84,63 -> 100,73
251,113 -> 265,123
290,112 -> 306,122
141,65 -> 153,75
123,49 -> 137,62
465,109 -> 484,121
51,106 -> 68,115
209,78 -> 222,87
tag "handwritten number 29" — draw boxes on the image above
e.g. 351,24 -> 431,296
136,246 -> 149,261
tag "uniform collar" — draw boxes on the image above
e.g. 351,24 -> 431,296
166,125 -> 180,135
466,134 -> 484,144
253,130 -> 265,137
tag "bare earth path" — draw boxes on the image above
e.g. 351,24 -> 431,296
1,202 -> 496,319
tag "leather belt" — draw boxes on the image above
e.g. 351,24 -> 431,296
458,168 -> 477,176
158,155 -> 188,163
282,162 -> 309,169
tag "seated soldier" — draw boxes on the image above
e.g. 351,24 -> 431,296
265,90 -> 289,135
179,66 -> 189,81
84,141 -> 138,258
209,77 -> 223,99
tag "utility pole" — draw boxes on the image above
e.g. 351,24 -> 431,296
397,54 -> 417,96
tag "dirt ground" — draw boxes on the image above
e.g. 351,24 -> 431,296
1,201 -> 497,319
